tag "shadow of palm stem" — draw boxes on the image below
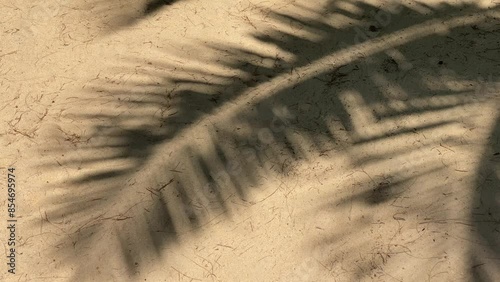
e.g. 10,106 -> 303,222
470,114 -> 500,282
38,0 -> 499,280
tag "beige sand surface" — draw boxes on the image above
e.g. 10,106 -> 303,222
1,0 -> 499,281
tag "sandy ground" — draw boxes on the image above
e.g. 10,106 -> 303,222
1,0 -> 499,281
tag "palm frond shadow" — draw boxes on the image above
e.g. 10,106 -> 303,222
38,1 -> 499,280
64,0 -> 182,32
